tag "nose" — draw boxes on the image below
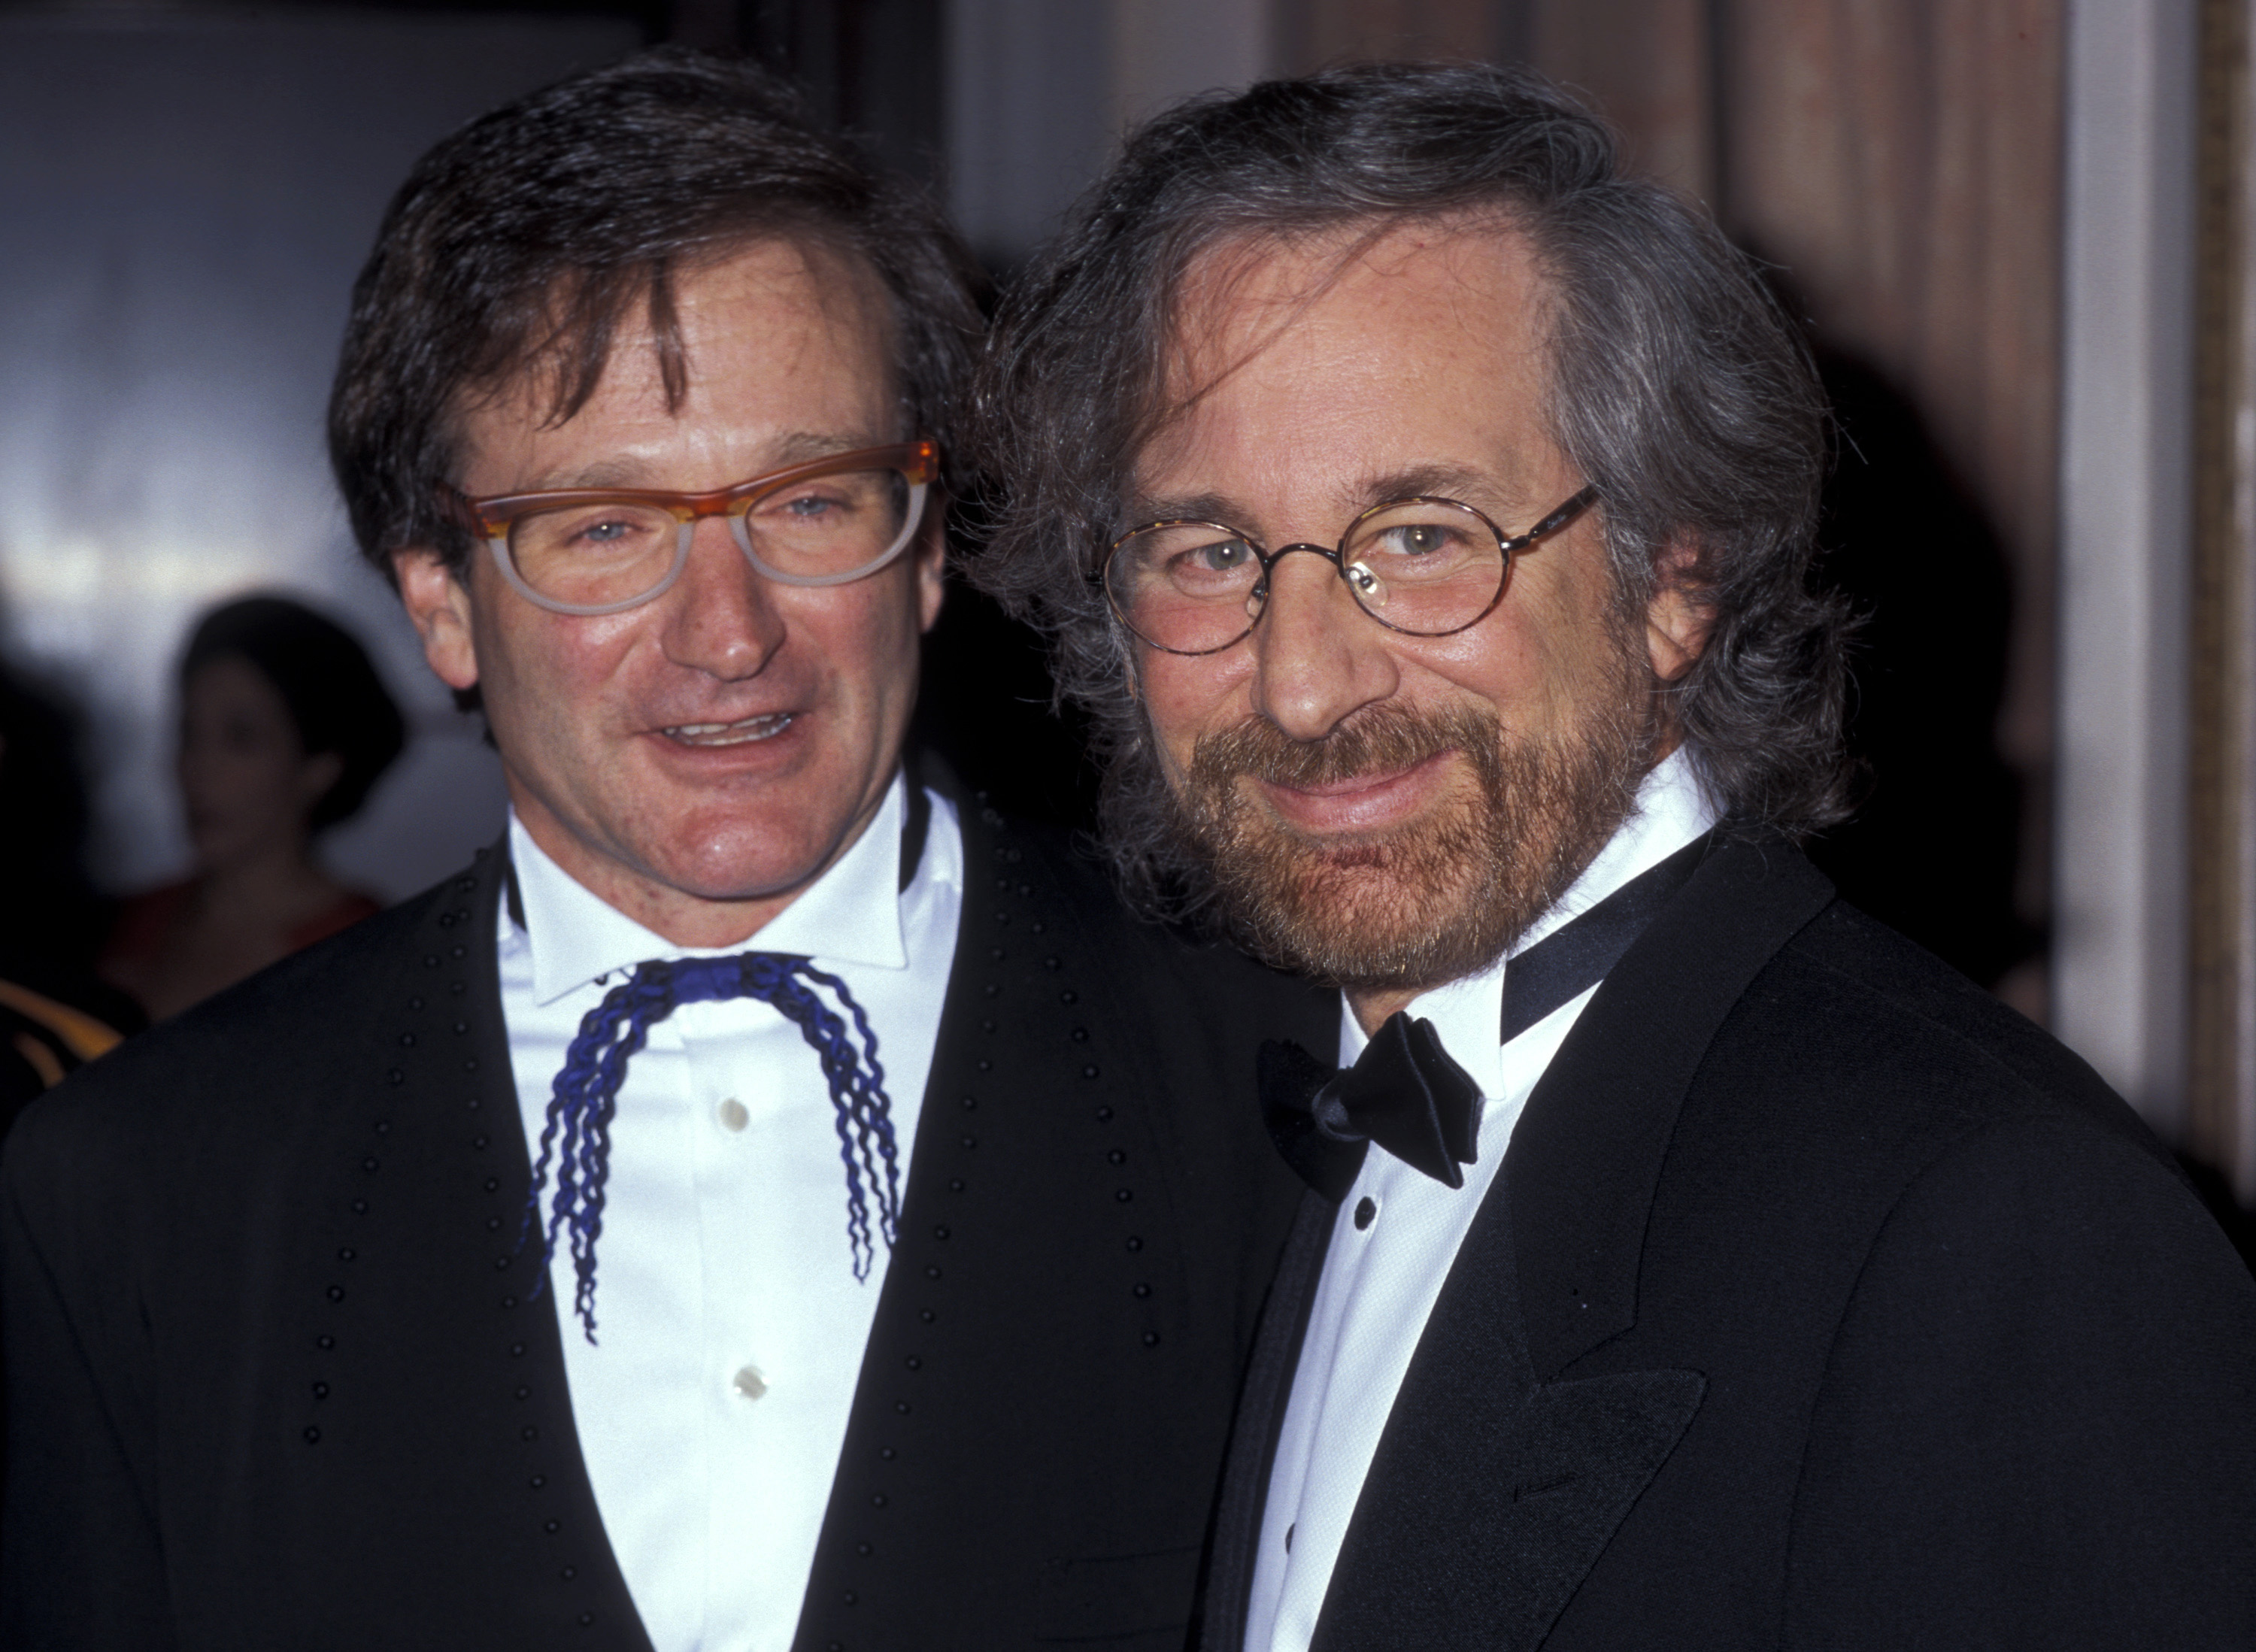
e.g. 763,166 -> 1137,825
1248,545 -> 1400,741
658,516 -> 787,680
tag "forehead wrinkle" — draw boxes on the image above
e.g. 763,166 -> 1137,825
1131,220 -> 1567,541
1148,226 -> 1386,456
466,236 -> 905,480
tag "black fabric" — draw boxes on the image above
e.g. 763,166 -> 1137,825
1260,1014 -> 1481,1199
1199,1190 -> 1336,1650
1257,1041 -> 1366,1204
1,798 -> 1333,1651
1314,1187 -> 1703,1652
896,772 -> 931,894
1498,830 -> 1712,1046
1204,835 -> 2256,1650
1257,834 -> 1713,1208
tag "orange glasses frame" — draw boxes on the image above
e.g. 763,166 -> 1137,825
447,438 -> 941,617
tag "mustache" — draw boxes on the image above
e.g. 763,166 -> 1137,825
1186,702 -> 1502,798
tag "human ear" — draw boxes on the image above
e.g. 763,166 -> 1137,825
1645,538 -> 1715,683
393,547 -> 480,692
914,520 -> 946,635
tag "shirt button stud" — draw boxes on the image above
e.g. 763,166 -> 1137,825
732,1365 -> 768,1401
717,1098 -> 749,1132
1354,1196 -> 1378,1231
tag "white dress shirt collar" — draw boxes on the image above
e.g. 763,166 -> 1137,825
509,771 -> 917,1008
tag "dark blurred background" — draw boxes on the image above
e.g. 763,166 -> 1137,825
1,0 -> 2248,1211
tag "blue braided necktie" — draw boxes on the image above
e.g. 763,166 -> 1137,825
521,953 -> 902,1342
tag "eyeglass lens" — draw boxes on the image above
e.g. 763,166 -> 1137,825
1107,498 -> 1506,653
505,465 -> 919,611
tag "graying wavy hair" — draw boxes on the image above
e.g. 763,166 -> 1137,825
969,61 -> 1851,914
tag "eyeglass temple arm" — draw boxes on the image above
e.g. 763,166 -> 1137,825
1513,484 -> 1600,547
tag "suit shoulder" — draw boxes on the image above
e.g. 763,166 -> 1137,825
6,867 -> 475,1189
1709,898 -> 2163,1172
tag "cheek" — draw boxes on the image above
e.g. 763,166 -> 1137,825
1415,569 -> 1599,723
785,571 -> 926,697
256,757 -> 308,810
475,600 -> 636,727
1139,650 -> 1248,769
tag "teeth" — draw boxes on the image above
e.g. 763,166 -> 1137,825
663,712 -> 794,746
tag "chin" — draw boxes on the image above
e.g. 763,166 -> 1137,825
646,821 -> 841,906
1219,812 -> 1523,991
1175,686 -> 1657,993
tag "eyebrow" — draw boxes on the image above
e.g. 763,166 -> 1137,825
1123,463 -> 1539,538
1359,463 -> 1516,509
513,430 -> 894,494
1121,489 -> 1246,529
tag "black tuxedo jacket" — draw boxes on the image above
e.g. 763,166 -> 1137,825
1204,838 -> 2256,1650
1,800 -> 1331,1650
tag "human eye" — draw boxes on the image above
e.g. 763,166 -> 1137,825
756,474 -> 885,532
1187,536 -> 1254,573
572,513 -> 645,546
781,488 -> 841,520
1370,520 -> 1465,557
1351,505 -> 1493,584
514,502 -> 670,565
1162,534 -> 1258,593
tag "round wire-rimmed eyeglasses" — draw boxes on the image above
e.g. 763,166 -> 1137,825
447,438 -> 940,617
1101,483 -> 1598,657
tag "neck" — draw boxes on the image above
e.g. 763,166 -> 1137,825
1346,985 -> 1417,1035
508,784 -> 895,952
195,836 -> 330,912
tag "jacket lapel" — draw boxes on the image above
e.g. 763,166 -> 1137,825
1298,839 -> 1833,1648
1199,1189 -> 1338,1650
287,841 -> 653,1645
1310,1184 -> 1703,1652
1506,836 -> 1835,1380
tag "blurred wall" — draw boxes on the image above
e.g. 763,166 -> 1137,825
948,0 -> 1272,271
0,11 -> 637,903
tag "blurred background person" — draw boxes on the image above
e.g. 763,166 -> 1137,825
101,595 -> 403,1020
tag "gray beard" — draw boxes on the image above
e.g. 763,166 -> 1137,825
1161,677 -> 1659,996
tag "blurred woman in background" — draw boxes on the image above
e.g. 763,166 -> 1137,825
102,594 -> 404,1020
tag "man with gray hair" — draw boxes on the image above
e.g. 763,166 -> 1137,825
975,62 -> 2256,1650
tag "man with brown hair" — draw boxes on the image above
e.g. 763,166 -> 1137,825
3,51 -> 1323,1650
975,62 -> 2256,1650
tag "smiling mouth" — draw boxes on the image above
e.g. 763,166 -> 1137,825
661,712 -> 796,747
1263,753 -> 1451,800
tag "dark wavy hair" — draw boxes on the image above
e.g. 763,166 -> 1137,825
184,596 -> 405,831
329,47 -> 984,577
971,61 -> 1852,908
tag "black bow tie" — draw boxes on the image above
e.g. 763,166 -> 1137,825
1260,829 -> 1717,1201
1260,1013 -> 1482,1202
